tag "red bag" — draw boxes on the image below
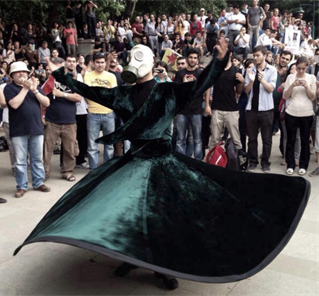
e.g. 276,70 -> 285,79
205,143 -> 228,168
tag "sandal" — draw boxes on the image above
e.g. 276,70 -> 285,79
309,167 -> 319,177
62,174 -> 76,182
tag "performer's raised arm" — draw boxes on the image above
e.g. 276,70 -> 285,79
46,57 -> 119,111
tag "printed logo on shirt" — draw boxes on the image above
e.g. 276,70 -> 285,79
91,78 -> 112,87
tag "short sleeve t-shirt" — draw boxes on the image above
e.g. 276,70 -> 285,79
212,65 -> 241,111
64,28 -> 77,45
45,74 -> 77,124
248,7 -> 264,26
4,83 -> 45,137
131,22 -> 143,39
174,68 -> 202,115
84,70 -> 117,114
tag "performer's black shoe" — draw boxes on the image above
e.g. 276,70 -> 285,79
113,263 -> 138,277
154,272 -> 179,290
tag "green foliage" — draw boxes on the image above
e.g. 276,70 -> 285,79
95,0 -> 126,22
133,0 -> 228,19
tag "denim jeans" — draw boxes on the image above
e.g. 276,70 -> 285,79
175,114 -> 202,160
234,46 -> 250,59
11,135 -> 45,190
87,112 -> 116,170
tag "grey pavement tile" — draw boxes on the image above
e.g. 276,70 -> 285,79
0,281 -> 26,296
228,269 -> 318,296
0,208 -> 43,229
7,197 -> 57,215
0,204 -> 24,219
0,244 -> 87,294
0,234 -> 39,264
34,260 -> 142,295
129,285 -> 166,295
163,287 -> 203,296
297,219 -> 319,235
0,214 -> 44,241
302,197 -> 319,222
176,279 -> 237,296
281,230 -> 318,262
266,253 -> 318,282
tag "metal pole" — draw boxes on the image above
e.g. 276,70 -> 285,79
313,0 -> 315,39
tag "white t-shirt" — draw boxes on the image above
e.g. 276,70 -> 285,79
284,73 -> 317,117
228,13 -> 246,31
75,73 -> 88,115
256,33 -> 272,46
183,21 -> 190,34
198,15 -> 207,28
193,36 -> 204,46
235,33 -> 250,47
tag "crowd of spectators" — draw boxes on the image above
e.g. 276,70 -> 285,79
1,0 -> 319,201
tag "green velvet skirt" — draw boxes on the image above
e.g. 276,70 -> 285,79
15,151 -> 309,283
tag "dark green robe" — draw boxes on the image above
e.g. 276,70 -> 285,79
14,55 -> 310,283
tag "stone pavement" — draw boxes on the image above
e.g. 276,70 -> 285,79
0,130 -> 318,296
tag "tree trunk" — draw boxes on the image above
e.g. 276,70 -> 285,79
47,3 -> 58,29
124,0 -> 133,18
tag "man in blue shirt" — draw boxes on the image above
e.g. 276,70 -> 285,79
4,61 -> 51,198
204,19 -> 219,56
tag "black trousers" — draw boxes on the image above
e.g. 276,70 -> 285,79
239,108 -> 247,152
75,16 -> 83,38
87,16 -> 96,38
246,110 -> 274,167
76,114 -> 88,165
285,113 -> 313,170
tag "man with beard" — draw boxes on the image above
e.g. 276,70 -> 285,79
272,51 -> 293,152
4,61 -> 50,198
245,45 -> 277,172
174,48 -> 204,160
43,55 -> 82,181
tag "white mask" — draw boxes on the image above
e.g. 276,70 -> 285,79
121,45 -> 154,83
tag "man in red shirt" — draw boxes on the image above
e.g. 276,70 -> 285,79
131,16 -> 143,44
63,21 -> 78,55
189,14 -> 202,38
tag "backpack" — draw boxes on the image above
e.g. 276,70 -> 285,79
225,138 -> 248,171
206,142 -> 228,168
0,136 -> 8,152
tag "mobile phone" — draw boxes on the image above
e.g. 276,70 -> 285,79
155,68 -> 164,73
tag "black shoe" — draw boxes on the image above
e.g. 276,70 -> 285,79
262,165 -> 271,173
154,273 -> 179,290
113,263 -> 138,277
0,198 -> 7,203
247,163 -> 257,171
309,167 -> 319,177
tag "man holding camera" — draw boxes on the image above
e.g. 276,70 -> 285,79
174,48 -> 204,160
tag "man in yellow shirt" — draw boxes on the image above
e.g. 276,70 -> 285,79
84,52 -> 117,170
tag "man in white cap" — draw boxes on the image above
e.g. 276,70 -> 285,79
199,8 -> 208,28
4,61 -> 51,198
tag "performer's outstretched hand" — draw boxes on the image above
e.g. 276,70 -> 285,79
45,57 -> 62,73
215,37 -> 228,60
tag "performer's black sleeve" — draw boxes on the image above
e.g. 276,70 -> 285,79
173,50 -> 229,114
51,67 -> 118,110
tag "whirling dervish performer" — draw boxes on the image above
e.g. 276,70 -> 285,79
15,39 -> 310,291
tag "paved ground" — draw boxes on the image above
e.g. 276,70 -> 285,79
0,129 -> 318,296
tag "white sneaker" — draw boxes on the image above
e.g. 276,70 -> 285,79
206,52 -> 211,57
286,168 -> 294,175
298,168 -> 306,175
76,162 -> 90,169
